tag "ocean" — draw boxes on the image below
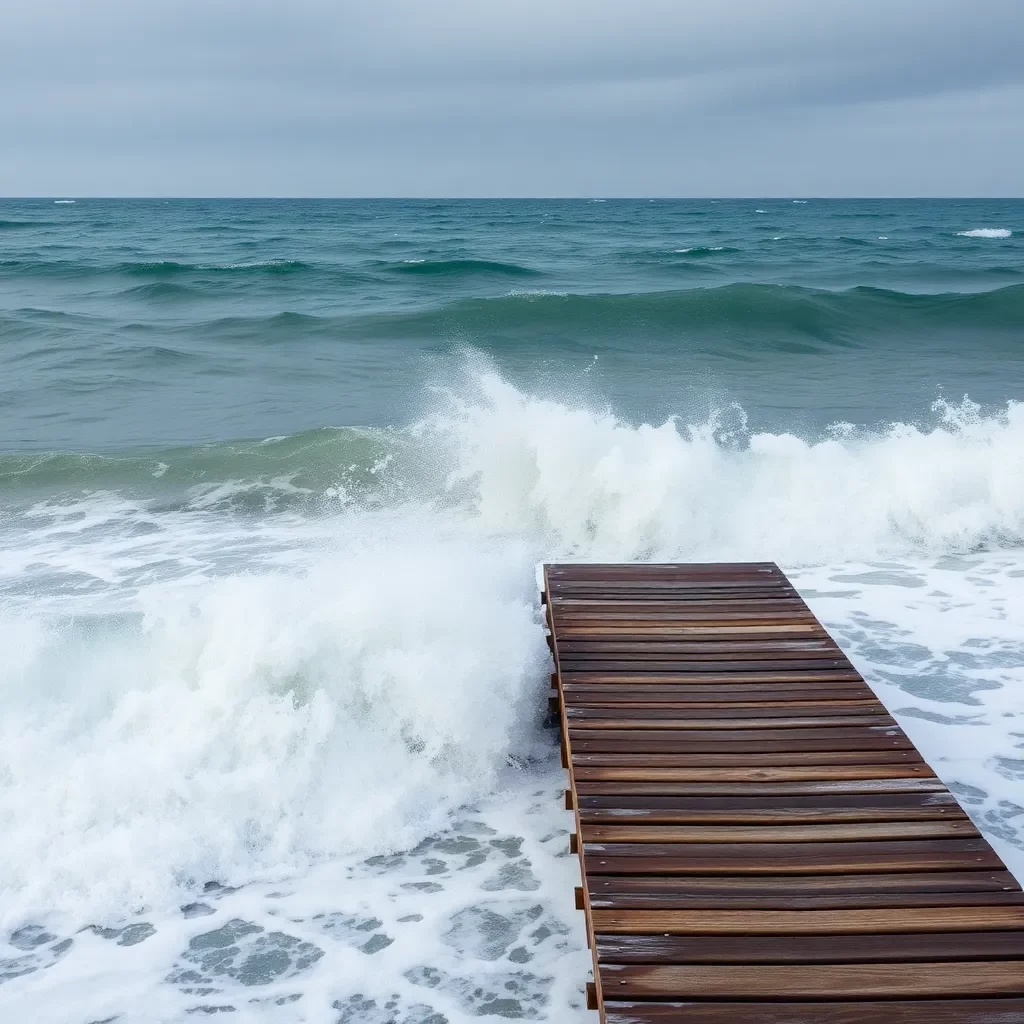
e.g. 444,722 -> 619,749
1,197 -> 1023,1023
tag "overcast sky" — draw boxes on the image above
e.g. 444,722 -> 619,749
3,0 -> 1024,197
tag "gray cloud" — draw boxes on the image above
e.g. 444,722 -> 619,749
3,0 -> 1023,195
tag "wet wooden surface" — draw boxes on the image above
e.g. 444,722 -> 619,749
544,562 -> 1024,1023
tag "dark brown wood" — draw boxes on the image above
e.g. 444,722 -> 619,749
585,838 -> 1005,875
574,777 -> 946,795
561,670 -> 860,682
591,907 -> 1024,935
569,729 -> 914,753
577,792 -> 966,823
603,1001 -> 1024,1024
574,765 -> 937,782
573,750 -> 925,767
568,712 -> 894,728
567,703 -> 887,719
589,891 -> 1024,910
543,562 -> 1024,1023
560,658 -> 851,672
562,685 -> 877,702
598,961 -> 1024,997
557,640 -> 839,654
589,872 -> 1021,898
581,820 -> 979,843
594,929 -> 1024,963
558,625 -> 840,635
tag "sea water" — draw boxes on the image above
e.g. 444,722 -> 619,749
1,198 -> 1023,1022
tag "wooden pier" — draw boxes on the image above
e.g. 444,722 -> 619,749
543,562 -> 1024,1023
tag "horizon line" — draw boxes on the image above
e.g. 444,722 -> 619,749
3,195 -> 1024,202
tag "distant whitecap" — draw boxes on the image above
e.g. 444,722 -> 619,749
957,228 -> 1012,239
54,199 -> 76,204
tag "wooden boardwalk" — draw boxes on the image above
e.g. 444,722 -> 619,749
542,562 -> 1024,1023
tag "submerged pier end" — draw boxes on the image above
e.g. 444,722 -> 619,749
543,561 -> 1024,1023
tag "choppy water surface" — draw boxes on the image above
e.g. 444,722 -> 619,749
1,198 -> 1023,1023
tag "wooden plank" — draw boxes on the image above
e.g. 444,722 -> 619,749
569,732 -> 913,753
591,907 -> 1024,935
588,872 -> 1021,898
559,659 -> 853,672
582,821 -> 978,843
589,891 -> 1024,910
599,961 -> 1024,998
561,671 -> 861,682
562,686 -> 877,703
577,793 -> 966,823
557,640 -> 840,654
557,624 -> 828,634
574,766 -> 937,783
594,929 -> 1024,962
585,839 -> 1005,875
552,610 -> 815,618
557,618 -> 827,634
604,1001 -> 1024,1024
547,561 -> 780,572
568,712 -> 894,728
574,778 -> 947,795
573,751 -> 925,767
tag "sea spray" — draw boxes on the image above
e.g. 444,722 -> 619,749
0,523 -> 547,928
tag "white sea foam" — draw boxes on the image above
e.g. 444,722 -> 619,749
3,370 -> 1024,1020
433,375 -> 1024,565
53,200 -> 76,204
957,228 -> 1012,238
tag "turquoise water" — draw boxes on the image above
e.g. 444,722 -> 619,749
2,198 -> 1022,451
2,199 -> 1024,1024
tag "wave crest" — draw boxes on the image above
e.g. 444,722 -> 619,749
957,228 -> 1013,239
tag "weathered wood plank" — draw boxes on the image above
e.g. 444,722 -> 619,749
591,907 -> 1024,935
561,671 -> 861,682
568,713 -> 894,729
560,659 -> 851,672
581,820 -> 979,843
574,765 -> 936,782
573,751 -> 925,767
590,892 -> 1024,910
569,731 -> 913,753
585,838 -> 1005,875
594,929 -> 1024,963
599,961 -> 1024,998
577,793 -> 965,824
588,872 -> 1021,898
603,1001 -> 1024,1024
